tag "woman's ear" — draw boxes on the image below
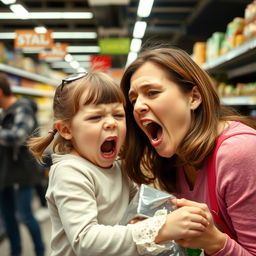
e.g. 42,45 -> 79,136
55,121 -> 72,140
190,86 -> 202,110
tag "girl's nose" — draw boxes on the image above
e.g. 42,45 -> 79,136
104,117 -> 117,129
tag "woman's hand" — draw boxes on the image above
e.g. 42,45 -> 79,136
175,198 -> 227,255
155,199 -> 209,243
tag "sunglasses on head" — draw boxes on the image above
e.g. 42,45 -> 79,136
60,72 -> 88,91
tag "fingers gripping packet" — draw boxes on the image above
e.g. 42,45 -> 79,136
120,184 -> 187,256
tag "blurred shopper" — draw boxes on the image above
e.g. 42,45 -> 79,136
0,72 -> 45,256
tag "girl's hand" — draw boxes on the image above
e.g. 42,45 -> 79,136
155,200 -> 209,243
175,199 -> 227,255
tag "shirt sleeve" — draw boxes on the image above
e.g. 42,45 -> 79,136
0,105 -> 35,147
213,133 -> 256,256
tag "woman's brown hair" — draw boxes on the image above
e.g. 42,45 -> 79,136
120,47 -> 256,193
28,70 -> 125,163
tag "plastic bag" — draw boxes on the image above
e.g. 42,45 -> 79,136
120,184 -> 187,256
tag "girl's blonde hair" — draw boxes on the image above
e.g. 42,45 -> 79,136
28,70 -> 125,163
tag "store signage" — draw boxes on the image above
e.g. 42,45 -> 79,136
99,38 -> 130,54
90,55 -> 111,71
14,30 -> 54,51
38,43 -> 68,61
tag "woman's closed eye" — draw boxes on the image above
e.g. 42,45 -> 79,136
147,90 -> 159,97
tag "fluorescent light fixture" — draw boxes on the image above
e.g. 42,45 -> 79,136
126,52 -> 138,67
0,32 -> 97,40
51,61 -> 90,69
70,60 -> 80,69
10,4 -> 29,19
67,46 -> 100,53
133,21 -> 147,38
34,26 -> 47,33
88,0 -> 130,5
71,55 -> 91,61
1,0 -> 16,4
130,38 -> 142,52
0,12 -> 93,19
53,32 -> 97,39
0,33 -> 15,39
64,54 -> 73,62
137,0 -> 154,17
77,67 -> 87,73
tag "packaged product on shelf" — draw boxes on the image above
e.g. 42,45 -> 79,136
206,32 -> 224,61
193,42 -> 206,64
224,17 -> 245,51
0,42 -> 8,63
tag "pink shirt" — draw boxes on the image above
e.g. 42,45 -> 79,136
176,121 -> 256,255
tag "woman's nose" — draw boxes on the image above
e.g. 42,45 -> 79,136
134,98 -> 148,114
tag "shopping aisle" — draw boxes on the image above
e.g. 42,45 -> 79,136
0,208 -> 52,256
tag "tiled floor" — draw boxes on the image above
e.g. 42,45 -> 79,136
0,208 -> 52,256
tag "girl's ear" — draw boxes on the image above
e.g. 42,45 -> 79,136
55,121 -> 72,140
190,86 -> 202,110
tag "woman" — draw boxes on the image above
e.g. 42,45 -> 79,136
120,47 -> 256,255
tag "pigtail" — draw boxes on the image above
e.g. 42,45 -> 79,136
28,128 -> 57,164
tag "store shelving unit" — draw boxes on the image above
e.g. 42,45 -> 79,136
202,37 -> 256,107
0,63 -> 60,97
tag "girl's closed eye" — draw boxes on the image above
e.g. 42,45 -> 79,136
87,115 -> 102,121
114,113 -> 125,119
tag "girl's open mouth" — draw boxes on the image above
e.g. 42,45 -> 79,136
100,138 -> 117,158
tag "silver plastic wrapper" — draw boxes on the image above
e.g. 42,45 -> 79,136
120,184 -> 187,256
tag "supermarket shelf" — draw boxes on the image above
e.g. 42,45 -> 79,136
202,37 -> 256,72
0,63 -> 60,87
221,95 -> 256,106
12,85 -> 55,97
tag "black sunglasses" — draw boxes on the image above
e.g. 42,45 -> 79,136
60,72 -> 88,91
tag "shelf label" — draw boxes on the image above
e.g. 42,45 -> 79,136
14,30 -> 54,52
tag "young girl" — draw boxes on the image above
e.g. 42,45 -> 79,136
28,71 -> 209,256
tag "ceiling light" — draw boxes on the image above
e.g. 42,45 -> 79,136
133,21 -> 147,38
67,46 -> 100,53
34,26 -> 47,33
88,0 -> 130,5
0,12 -> 93,19
64,54 -> 73,62
70,61 -> 80,69
0,32 -> 97,40
53,32 -> 97,39
137,0 -> 154,17
70,55 -> 91,61
10,4 -> 29,19
130,38 -> 142,52
1,0 -> 16,4
126,52 -> 138,67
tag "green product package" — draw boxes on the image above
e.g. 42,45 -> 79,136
186,248 -> 203,256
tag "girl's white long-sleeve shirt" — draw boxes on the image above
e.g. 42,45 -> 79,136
46,154 -> 139,256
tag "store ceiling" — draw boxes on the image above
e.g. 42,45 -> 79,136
0,0 -> 251,72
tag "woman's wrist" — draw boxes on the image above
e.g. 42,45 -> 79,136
204,228 -> 227,255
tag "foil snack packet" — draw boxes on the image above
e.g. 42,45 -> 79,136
120,184 -> 187,256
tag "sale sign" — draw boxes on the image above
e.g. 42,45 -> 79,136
14,30 -> 54,51
38,43 -> 68,61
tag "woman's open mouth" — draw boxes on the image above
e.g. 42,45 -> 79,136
100,137 -> 117,158
141,120 -> 163,146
